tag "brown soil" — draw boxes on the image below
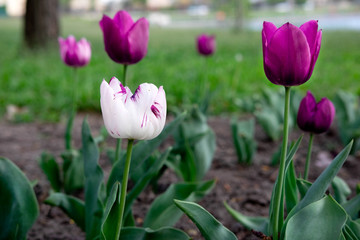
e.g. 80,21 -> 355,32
1,113 -> 359,240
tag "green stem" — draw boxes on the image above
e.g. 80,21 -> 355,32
115,139 -> 134,240
65,68 -> 78,150
272,86 -> 291,240
114,65 -> 128,163
304,133 -> 314,180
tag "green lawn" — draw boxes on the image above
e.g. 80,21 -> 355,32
1,16 -> 360,121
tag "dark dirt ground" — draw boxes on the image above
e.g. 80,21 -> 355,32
1,112 -> 359,240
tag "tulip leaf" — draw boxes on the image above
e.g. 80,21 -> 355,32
82,119 -> 104,240
123,148 -> 171,223
62,149 -> 85,193
107,113 -> 185,193
344,219 -> 360,239
342,194 -> 360,220
143,180 -> 215,229
284,196 -> 347,240
332,176 -> 351,204
224,201 -> 268,233
0,157 -> 39,240
296,178 -> 312,198
282,141 -> 353,237
38,152 -> 62,192
120,227 -> 190,240
101,182 -> 121,240
45,192 -> 85,231
175,200 -> 237,240
285,160 -> 298,213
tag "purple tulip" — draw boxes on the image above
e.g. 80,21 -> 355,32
99,10 -> 149,65
58,35 -> 91,68
262,20 -> 322,86
297,91 -> 335,134
197,34 -> 215,56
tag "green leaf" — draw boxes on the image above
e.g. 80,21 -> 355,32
62,149 -> 85,193
344,219 -> 360,239
101,182 -> 121,240
332,176 -> 351,204
255,107 -> 282,141
38,152 -> 62,192
82,119 -> 104,240
0,157 -> 39,240
342,194 -> 360,219
124,148 -> 171,222
288,142 -> 352,218
285,196 -> 347,240
282,142 -> 353,238
107,113 -> 185,193
285,160 -> 298,213
175,200 -> 237,240
120,227 -> 190,240
296,178 -> 312,199
224,201 -> 268,233
45,192 -> 85,230
143,180 -> 215,229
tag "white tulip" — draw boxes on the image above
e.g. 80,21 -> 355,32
100,77 -> 167,140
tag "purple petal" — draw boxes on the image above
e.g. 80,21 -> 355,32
264,22 -> 311,86
151,104 -> 161,119
297,91 -> 316,132
313,98 -> 335,133
307,30 -> 322,80
113,10 -> 134,35
127,17 -> 149,64
100,14 -> 130,64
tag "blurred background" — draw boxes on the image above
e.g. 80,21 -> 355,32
0,0 -> 360,122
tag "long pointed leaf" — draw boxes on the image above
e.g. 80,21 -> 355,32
101,182 -> 121,240
224,201 -> 268,233
45,192 -> 85,230
82,119 -> 104,240
342,194 -> 360,219
175,200 -> 237,240
120,227 -> 190,240
38,152 -> 62,192
0,158 -> 39,240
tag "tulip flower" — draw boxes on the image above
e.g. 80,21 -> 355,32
262,20 -> 322,86
100,77 -> 166,140
297,91 -> 335,134
58,35 -> 91,67
99,10 -> 149,65
197,34 -> 216,56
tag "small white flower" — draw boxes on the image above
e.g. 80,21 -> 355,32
100,77 -> 167,140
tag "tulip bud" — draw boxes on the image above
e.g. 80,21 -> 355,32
262,20 -> 322,86
297,91 -> 335,134
58,35 -> 91,67
197,34 -> 215,56
100,77 -> 166,140
99,10 -> 149,65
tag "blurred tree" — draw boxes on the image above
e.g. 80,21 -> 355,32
23,0 -> 60,49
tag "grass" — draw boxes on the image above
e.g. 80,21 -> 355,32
1,16 -> 360,121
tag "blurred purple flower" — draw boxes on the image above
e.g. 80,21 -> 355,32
100,77 -> 166,140
197,34 -> 215,56
99,10 -> 149,65
262,20 -> 322,86
297,91 -> 335,134
58,35 -> 91,68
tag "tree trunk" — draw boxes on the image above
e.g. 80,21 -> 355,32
24,0 -> 60,49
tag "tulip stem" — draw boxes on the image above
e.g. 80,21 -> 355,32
116,138 -> 134,240
123,64 -> 128,86
304,133 -> 314,180
272,86 -> 291,240
65,68 -> 78,150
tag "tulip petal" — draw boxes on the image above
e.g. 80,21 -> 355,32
307,30 -> 322,80
113,10 -> 134,33
100,14 -> 130,64
300,20 -> 319,55
313,98 -> 335,134
262,21 -> 278,48
265,22 -> 311,86
297,91 -> 316,132
127,17 -> 149,64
